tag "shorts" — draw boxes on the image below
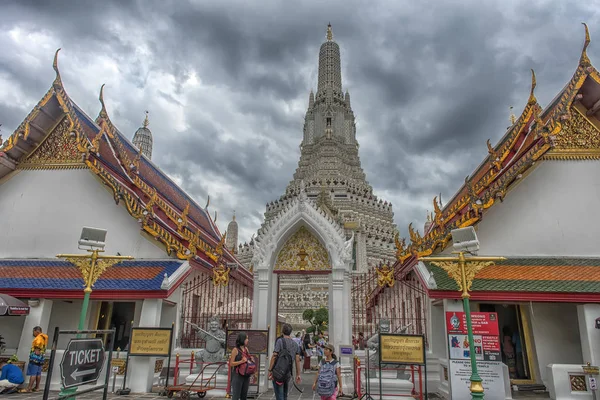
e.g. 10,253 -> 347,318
27,363 -> 43,376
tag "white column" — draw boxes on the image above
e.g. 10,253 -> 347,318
128,299 -> 163,393
577,304 -> 600,365
17,299 -> 53,362
328,268 -> 352,347
330,267 -> 353,393
252,269 -> 271,330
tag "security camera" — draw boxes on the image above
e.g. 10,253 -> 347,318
78,227 -> 107,250
451,227 -> 479,255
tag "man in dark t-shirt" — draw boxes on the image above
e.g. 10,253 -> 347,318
268,324 -> 302,400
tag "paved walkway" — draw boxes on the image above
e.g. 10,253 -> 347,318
3,369 -> 551,400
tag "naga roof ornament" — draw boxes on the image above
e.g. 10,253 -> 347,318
53,48 -> 62,88
581,22 -> 591,66
395,24 -> 600,265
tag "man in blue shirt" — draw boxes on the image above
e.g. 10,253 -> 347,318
0,361 -> 25,394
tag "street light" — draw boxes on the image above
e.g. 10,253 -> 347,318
54,228 -> 133,398
421,227 -> 505,400
57,227 -> 134,331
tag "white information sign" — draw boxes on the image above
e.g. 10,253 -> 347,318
449,360 -> 505,400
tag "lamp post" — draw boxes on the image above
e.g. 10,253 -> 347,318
421,251 -> 505,399
421,227 -> 505,400
55,227 -> 133,398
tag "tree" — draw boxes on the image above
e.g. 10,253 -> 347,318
302,307 -> 328,334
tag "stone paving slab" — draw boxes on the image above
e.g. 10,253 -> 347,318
0,391 -> 552,400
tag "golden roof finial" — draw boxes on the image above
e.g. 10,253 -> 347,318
327,23 -> 333,41
528,69 -> 537,105
232,210 -> 236,221
98,83 -> 108,119
143,110 -> 149,128
53,48 -> 62,87
510,106 -> 516,125
581,22 -> 591,65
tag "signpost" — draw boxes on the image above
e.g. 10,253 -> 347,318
118,325 -> 174,395
60,339 -> 106,389
446,312 -> 504,400
43,328 -> 115,400
378,333 -> 427,399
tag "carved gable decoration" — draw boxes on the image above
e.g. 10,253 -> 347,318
20,117 -> 84,168
547,105 -> 600,159
274,226 -> 330,272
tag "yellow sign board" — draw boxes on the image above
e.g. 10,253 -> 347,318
129,328 -> 172,357
110,359 -> 126,375
380,334 -> 425,365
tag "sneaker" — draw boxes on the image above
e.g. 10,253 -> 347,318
3,387 -> 19,395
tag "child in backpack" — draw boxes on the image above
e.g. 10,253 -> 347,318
312,343 -> 342,400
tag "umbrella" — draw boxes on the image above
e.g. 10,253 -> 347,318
0,294 -> 30,316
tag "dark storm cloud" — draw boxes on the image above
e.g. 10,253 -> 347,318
1,0 -> 599,241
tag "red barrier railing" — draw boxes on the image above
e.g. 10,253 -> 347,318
170,351 -> 228,393
353,360 -> 425,400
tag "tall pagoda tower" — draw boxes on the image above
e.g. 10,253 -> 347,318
239,24 -> 397,273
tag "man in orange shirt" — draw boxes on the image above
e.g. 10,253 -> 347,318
23,327 -> 48,392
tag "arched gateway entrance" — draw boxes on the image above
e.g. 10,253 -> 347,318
251,188 -> 354,357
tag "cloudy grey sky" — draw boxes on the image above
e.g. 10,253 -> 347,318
1,0 -> 599,242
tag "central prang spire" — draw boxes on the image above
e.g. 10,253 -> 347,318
316,23 -> 343,101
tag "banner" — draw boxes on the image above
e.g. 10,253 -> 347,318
446,312 -> 505,400
446,312 -> 500,362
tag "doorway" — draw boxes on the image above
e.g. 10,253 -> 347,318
96,301 -> 135,350
479,303 -> 536,384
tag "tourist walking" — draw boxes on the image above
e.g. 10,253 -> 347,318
229,332 -> 255,400
268,323 -> 302,400
23,326 -> 48,393
313,343 -> 342,400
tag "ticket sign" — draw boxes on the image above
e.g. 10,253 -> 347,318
379,333 -> 425,365
226,329 -> 269,354
129,328 -> 172,357
60,338 -> 105,388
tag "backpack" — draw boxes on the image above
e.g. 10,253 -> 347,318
316,360 -> 338,397
271,337 -> 293,382
237,349 -> 257,377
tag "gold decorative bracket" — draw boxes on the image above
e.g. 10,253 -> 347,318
422,252 -> 506,298
57,250 -> 134,292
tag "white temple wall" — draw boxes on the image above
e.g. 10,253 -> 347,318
529,302 -> 582,386
46,300 -> 87,349
475,160 -> 600,256
0,316 -> 25,350
0,169 -> 167,258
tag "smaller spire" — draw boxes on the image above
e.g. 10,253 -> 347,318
309,90 -> 315,108
143,110 -> 149,128
233,210 -> 236,221
327,23 -> 333,41
509,106 -> 516,125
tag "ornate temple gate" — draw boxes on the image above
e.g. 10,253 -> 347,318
352,266 -> 428,345
179,265 -> 253,348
